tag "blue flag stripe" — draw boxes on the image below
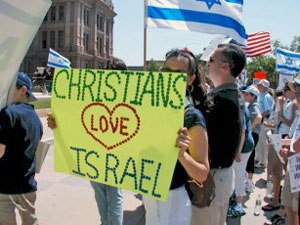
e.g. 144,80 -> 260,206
277,65 -> 300,72
225,0 -> 243,5
148,6 -> 247,39
276,49 -> 300,59
280,71 -> 295,76
47,61 -> 70,69
49,50 -> 71,64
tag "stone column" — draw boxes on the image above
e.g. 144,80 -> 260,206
65,1 -> 71,51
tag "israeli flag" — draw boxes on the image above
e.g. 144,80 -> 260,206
276,48 -> 300,73
147,0 -> 247,45
278,71 -> 294,90
47,48 -> 71,68
200,35 -> 232,61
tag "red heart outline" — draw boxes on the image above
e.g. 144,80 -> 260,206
81,103 -> 141,150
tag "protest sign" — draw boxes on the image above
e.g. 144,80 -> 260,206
267,132 -> 285,164
0,0 -> 51,109
288,153 -> 300,193
52,68 -> 187,201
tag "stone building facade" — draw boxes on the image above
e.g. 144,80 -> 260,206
20,0 -> 116,74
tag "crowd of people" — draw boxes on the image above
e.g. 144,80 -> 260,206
1,43 -> 300,225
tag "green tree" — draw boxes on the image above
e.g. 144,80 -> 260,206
290,36 -> 300,52
246,55 -> 279,88
146,58 -> 162,71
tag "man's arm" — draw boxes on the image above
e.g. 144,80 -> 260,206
0,144 -> 5,158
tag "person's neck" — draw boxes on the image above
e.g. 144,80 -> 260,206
213,76 -> 236,88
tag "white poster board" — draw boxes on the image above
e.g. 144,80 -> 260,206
267,132 -> 285,164
288,153 -> 300,193
0,0 -> 51,109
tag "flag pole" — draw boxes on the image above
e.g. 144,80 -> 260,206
143,0 -> 148,71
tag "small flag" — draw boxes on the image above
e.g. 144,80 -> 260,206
147,0 -> 247,45
200,35 -> 232,61
47,48 -> 71,68
278,72 -> 294,91
244,32 -> 272,57
276,48 -> 300,73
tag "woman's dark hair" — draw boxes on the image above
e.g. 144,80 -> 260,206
164,48 -> 207,112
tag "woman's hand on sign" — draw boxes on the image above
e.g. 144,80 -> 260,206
279,147 -> 289,160
176,127 -> 191,158
47,112 -> 57,129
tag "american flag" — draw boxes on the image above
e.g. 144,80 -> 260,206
243,32 -> 272,57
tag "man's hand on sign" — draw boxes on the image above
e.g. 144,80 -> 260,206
47,113 -> 57,129
176,127 -> 191,158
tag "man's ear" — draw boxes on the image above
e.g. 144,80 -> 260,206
188,73 -> 196,86
221,62 -> 231,73
20,86 -> 28,94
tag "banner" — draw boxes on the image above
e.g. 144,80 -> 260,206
277,72 -> 294,90
276,48 -> 300,73
147,0 -> 247,45
52,68 -> 187,201
244,32 -> 272,58
47,48 -> 71,69
0,0 -> 51,109
288,153 -> 300,193
254,71 -> 266,79
200,35 -> 232,61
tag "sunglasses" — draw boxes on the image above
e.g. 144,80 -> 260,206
160,67 -> 186,74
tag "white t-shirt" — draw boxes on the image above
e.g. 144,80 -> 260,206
290,119 -> 300,153
278,100 -> 293,135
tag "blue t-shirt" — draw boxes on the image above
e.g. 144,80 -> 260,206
242,107 -> 255,153
258,91 -> 274,115
170,105 -> 206,190
0,103 -> 43,194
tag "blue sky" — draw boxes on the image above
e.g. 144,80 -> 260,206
113,0 -> 299,66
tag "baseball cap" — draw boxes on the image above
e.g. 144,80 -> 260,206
239,85 -> 248,91
16,72 -> 37,102
258,79 -> 270,88
242,85 -> 260,97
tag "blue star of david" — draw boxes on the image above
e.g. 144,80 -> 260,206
286,58 -> 293,65
196,0 -> 222,9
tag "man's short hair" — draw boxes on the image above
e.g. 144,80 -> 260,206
218,43 -> 246,78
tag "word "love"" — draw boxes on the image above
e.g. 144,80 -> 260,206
82,103 -> 141,150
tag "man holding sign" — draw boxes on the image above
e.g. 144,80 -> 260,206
280,77 -> 300,225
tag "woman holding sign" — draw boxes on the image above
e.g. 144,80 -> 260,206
279,80 -> 300,225
142,49 -> 209,225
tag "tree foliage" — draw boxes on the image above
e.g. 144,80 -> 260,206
147,58 -> 163,71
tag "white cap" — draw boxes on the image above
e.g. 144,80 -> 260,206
242,86 -> 260,96
258,79 -> 270,88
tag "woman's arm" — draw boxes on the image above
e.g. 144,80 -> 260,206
252,105 -> 262,129
176,126 -> 209,183
281,101 -> 297,126
47,112 -> 57,129
0,144 -> 5,158
293,137 -> 300,153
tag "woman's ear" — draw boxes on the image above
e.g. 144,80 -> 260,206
188,73 -> 196,86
